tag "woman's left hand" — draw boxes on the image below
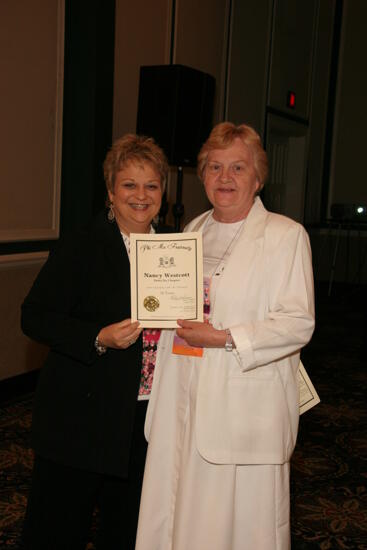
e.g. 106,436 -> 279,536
176,319 -> 226,348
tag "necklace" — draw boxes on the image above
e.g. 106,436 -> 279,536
201,215 -> 246,324
203,213 -> 247,278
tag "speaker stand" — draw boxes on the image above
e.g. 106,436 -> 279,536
172,166 -> 184,231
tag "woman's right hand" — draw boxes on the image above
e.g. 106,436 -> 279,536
97,319 -> 142,350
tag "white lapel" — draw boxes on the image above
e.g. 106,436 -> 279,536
187,197 -> 267,238
185,209 -> 213,233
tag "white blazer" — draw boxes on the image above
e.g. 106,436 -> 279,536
146,198 -> 315,465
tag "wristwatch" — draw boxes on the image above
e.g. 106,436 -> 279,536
94,335 -> 107,356
224,329 -> 234,352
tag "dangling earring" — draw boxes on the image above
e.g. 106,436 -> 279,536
107,202 -> 115,222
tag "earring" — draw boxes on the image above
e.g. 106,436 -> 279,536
107,203 -> 115,222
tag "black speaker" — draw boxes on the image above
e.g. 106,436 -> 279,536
136,64 -> 215,167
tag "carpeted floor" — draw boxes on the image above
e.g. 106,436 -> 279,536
0,284 -> 366,549
290,284 -> 367,549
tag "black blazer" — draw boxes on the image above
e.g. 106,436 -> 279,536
21,210 -> 145,477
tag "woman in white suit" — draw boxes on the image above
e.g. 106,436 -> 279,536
135,122 -> 315,550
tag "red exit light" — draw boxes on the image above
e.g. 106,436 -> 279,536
287,91 -> 296,108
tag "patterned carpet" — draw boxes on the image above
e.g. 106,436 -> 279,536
290,285 -> 367,549
0,284 -> 366,549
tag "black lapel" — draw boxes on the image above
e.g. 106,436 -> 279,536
93,210 -> 131,292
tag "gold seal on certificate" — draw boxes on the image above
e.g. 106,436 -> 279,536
130,232 -> 203,328
143,296 -> 160,312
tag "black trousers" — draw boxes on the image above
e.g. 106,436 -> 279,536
21,400 -> 148,550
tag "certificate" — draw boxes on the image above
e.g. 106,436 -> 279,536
299,361 -> 320,414
130,232 -> 203,328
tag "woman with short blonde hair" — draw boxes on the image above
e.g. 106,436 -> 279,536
137,121 -> 314,550
21,134 -> 168,549
197,121 -> 268,188
103,133 -> 168,194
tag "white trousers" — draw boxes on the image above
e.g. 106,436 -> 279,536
136,356 -> 291,550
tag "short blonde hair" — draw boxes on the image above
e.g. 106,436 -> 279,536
197,122 -> 268,189
103,134 -> 169,193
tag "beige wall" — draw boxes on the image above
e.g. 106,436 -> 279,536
113,0 -> 172,140
0,1 -> 63,382
0,0 -> 64,242
0,254 -> 48,382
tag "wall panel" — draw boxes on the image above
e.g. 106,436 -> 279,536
329,0 -> 367,211
226,0 -> 273,136
0,253 -> 48,381
268,0 -> 317,119
0,0 -> 64,242
304,0 -> 336,224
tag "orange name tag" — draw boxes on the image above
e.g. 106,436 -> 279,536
172,333 -> 203,357
172,276 -> 209,358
